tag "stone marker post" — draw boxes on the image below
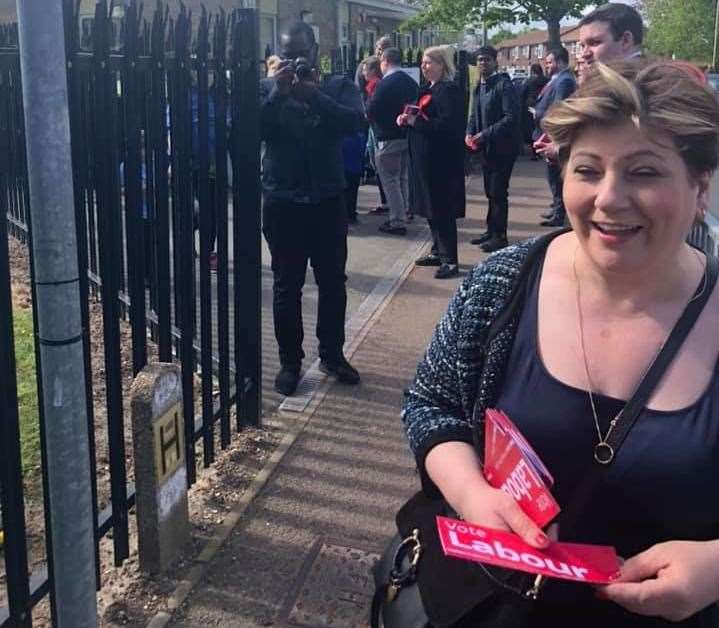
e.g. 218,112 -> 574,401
130,363 -> 189,573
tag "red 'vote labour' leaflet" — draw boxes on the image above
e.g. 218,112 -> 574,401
483,408 -> 561,528
437,516 -> 621,584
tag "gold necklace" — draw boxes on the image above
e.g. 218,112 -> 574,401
572,247 -> 707,464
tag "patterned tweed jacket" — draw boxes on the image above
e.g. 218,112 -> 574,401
402,231 -> 565,495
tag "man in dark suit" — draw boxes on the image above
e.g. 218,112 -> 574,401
366,48 -> 419,235
261,22 -> 364,396
533,46 -> 576,227
466,45 -> 522,252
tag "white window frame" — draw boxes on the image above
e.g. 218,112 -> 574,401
259,13 -> 277,56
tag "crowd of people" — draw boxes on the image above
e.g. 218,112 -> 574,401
396,4 -> 719,628
258,2 -> 659,398
257,2 -> 709,394
260,2 -> 719,626
259,2 -> 719,626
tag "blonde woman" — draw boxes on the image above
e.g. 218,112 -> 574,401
401,61 -> 719,626
397,46 -> 466,279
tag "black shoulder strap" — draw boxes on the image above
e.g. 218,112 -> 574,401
605,254 -> 718,457
560,253 -> 718,531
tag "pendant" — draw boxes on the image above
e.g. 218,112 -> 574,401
594,442 -> 614,465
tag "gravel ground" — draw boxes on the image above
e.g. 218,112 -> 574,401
2,237 -> 282,627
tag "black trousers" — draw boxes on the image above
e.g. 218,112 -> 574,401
428,216 -> 458,265
546,161 -> 566,218
192,170 -> 217,251
262,195 -> 348,368
483,154 -> 517,237
344,173 -> 361,220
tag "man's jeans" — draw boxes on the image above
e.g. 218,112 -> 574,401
374,139 -> 409,227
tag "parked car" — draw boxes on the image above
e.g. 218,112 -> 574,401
508,68 -> 528,80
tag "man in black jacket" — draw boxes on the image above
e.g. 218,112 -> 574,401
366,48 -> 419,235
261,22 -> 364,396
466,45 -> 522,252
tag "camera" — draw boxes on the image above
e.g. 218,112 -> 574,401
286,56 -> 314,81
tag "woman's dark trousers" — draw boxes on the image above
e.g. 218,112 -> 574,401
344,173 -> 361,221
428,216 -> 458,264
262,195 -> 348,369
483,154 -> 517,238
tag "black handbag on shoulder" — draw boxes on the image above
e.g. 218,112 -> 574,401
371,254 -> 718,628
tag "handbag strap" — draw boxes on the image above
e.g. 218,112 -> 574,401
560,253 -> 718,531
601,253 -> 718,458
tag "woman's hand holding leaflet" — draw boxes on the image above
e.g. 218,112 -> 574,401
426,441 -> 550,550
597,539 -> 719,621
457,485 -> 551,550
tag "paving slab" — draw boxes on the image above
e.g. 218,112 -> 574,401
167,156 -> 553,628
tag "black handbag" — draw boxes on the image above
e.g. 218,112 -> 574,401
371,254 -> 718,628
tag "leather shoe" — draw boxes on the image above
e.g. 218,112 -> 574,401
540,214 -> 566,227
319,356 -> 360,385
481,236 -> 509,253
415,254 -> 441,267
275,366 -> 300,396
370,205 -> 389,215
379,222 -> 407,235
435,263 -> 459,279
470,232 -> 492,245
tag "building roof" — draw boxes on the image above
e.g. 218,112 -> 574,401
496,24 -> 580,48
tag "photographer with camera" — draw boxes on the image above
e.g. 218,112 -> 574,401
261,21 -> 364,397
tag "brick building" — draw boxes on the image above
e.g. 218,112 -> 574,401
0,0 -> 445,59
495,25 -> 581,73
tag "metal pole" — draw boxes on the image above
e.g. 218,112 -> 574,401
15,0 -> 98,626
713,0 -> 719,70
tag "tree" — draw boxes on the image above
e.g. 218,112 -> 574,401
404,0 -> 594,48
490,28 -> 518,45
642,0 -> 714,63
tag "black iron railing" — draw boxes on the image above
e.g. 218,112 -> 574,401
0,1 -> 262,625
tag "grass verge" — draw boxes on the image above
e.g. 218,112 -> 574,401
13,306 -> 40,478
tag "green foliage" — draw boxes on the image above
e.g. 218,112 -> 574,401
643,0 -> 714,63
404,0 -> 594,43
319,55 -> 332,76
14,307 -> 40,478
490,28 -> 516,45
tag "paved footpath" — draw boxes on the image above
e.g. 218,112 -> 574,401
166,157 -> 552,627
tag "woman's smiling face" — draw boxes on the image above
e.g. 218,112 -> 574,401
563,120 -> 709,276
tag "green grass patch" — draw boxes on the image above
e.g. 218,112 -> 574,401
13,307 -> 41,478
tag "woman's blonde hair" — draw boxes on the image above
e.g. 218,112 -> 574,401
542,61 -> 719,178
266,55 -> 281,77
423,45 -> 455,82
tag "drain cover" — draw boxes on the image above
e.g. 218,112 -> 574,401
287,543 -> 380,627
